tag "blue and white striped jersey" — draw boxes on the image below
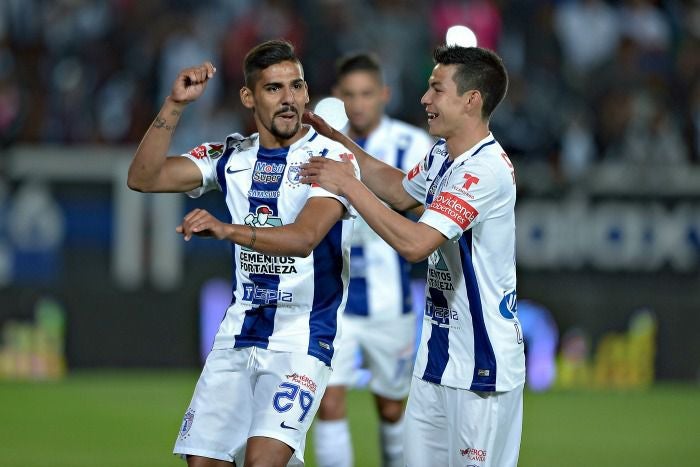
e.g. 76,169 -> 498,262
344,117 -> 433,321
181,127 -> 358,367
402,133 -> 525,391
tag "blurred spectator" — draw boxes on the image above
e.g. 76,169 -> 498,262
0,0 -> 697,171
553,0 -> 620,84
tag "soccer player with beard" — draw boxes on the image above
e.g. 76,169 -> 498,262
128,40 -> 358,467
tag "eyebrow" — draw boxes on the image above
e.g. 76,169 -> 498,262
263,78 -> 305,87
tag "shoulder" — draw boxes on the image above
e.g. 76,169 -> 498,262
225,132 -> 257,154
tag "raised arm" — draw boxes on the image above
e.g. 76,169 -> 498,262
127,62 -> 216,193
176,197 -> 347,257
302,110 -> 420,211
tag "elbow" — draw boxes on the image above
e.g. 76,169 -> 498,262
399,238 -> 435,263
402,248 -> 430,264
127,171 -> 152,193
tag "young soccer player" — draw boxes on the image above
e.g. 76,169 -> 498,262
302,45 -> 525,467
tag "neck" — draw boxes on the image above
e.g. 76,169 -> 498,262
348,117 -> 382,140
445,120 -> 490,160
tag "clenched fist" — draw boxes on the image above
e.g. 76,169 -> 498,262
170,62 -> 217,104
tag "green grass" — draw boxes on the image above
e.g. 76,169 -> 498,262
0,371 -> 698,466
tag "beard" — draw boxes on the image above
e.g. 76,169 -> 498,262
269,106 -> 300,140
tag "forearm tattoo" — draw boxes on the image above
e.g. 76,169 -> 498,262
152,110 -> 180,132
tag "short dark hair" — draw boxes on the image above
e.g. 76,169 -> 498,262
433,45 -> 508,119
243,39 -> 302,87
335,52 -> 383,84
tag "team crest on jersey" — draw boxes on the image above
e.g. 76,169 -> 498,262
179,408 -> 195,439
499,290 -> 517,319
286,162 -> 303,188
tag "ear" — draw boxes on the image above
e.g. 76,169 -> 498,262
381,85 -> 391,104
303,81 -> 310,105
465,90 -> 482,113
240,87 -> 254,109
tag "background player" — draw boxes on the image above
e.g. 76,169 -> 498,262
127,40 -> 358,467
302,45 -> 525,467
312,52 -> 433,467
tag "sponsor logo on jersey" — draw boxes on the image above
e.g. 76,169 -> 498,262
253,161 -> 286,184
425,298 -> 459,326
286,373 -> 317,393
499,290 -> 518,319
428,250 -> 453,291
239,252 -> 298,275
244,205 -> 282,228
247,189 -> 280,199
188,145 -> 207,159
179,408 -> 195,439
460,448 -> 487,463
462,173 -> 480,190
433,146 -> 448,157
242,283 -> 293,304
207,143 -> 224,159
428,192 -> 478,230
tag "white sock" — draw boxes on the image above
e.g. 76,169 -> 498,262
313,419 -> 353,467
380,418 -> 404,467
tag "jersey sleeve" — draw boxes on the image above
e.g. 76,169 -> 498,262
308,148 -> 360,219
179,142 -> 227,198
419,161 -> 499,241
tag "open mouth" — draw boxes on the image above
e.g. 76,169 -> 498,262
276,109 -> 298,122
427,111 -> 438,122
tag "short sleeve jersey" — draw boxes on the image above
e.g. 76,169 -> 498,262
344,117 -> 434,321
180,127 -> 358,367
402,134 -> 525,391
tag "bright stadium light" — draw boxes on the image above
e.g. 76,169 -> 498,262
446,25 -> 478,48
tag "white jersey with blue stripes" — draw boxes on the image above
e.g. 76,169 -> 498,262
402,133 -> 525,392
344,116 -> 433,320
181,127 -> 357,367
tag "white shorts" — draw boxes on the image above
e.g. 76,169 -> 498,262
328,314 -> 416,400
404,377 -> 523,467
173,346 -> 330,466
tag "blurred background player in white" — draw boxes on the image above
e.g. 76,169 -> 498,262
302,45 -> 524,467
312,53 -> 433,467
127,40 -> 358,467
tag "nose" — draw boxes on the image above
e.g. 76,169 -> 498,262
282,86 -> 296,105
420,89 -> 431,106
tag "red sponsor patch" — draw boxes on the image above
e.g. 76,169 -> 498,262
189,145 -> 207,159
462,173 -> 480,190
428,192 -> 478,230
339,152 -> 354,161
407,162 -> 422,180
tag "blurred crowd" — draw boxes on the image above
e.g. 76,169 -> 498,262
1,0 -> 700,182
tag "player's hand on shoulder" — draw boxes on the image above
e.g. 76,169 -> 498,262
300,155 -> 356,196
170,62 -> 217,104
176,208 -> 229,241
302,110 -> 338,142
